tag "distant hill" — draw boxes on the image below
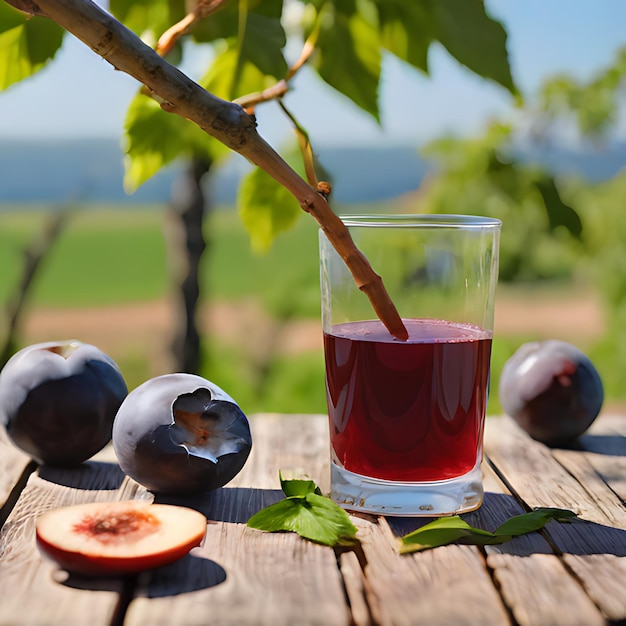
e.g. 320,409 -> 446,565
0,138 -> 624,207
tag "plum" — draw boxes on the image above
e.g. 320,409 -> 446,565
112,373 -> 252,495
0,340 -> 128,466
36,500 -> 206,576
499,340 -> 604,446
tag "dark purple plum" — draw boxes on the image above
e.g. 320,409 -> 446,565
112,373 -> 252,495
0,340 -> 128,466
499,340 -> 603,446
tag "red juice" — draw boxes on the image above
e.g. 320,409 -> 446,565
324,319 -> 492,482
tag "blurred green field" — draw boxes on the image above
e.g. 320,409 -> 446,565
0,204 -> 613,416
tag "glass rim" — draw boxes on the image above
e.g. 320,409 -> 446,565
339,214 -> 502,229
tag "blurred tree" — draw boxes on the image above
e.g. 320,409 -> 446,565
412,44 -> 626,284
0,0 -> 517,373
410,44 -> 626,399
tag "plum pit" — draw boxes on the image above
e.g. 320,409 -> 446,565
74,508 -> 160,544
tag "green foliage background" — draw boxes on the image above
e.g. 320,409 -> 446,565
1,0 -> 625,417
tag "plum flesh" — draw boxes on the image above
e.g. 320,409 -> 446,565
0,340 -> 128,466
112,374 -> 252,495
499,340 -> 604,446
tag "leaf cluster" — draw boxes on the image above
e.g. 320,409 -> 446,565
0,0 -> 516,251
247,473 -> 577,555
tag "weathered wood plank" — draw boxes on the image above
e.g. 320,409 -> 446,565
232,413 -> 331,491
579,415 -> 626,502
0,467 -> 143,626
488,553 -> 605,626
125,521 -> 351,626
123,413 -> 350,626
1,412 -> 624,626
484,416 -> 626,530
485,415 -> 626,623
0,426 -> 34,512
477,464 -> 605,626
339,550 -> 371,626
356,515 -> 511,626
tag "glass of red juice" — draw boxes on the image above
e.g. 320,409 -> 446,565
320,215 -> 501,516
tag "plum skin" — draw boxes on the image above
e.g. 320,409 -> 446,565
499,340 -> 604,446
112,373 -> 252,495
0,340 -> 128,466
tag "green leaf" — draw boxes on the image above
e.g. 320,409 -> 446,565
123,91 -> 228,191
239,1 -> 288,79
279,473 -> 321,497
237,167 -> 301,254
399,508 -> 576,554
0,4 -> 64,90
493,507 -> 577,537
314,2 -> 381,120
399,516 -> 494,554
533,176 -> 583,239
432,0 -> 516,95
374,0 -> 433,72
109,0 -> 184,44
193,0 -> 287,83
247,493 -> 357,547
200,43 -> 272,103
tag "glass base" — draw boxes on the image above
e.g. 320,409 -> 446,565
330,461 -> 484,517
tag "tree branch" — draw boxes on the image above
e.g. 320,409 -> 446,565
26,0 -> 408,341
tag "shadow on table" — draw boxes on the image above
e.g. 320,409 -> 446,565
145,553 -> 227,597
384,491 -> 626,557
579,432 -> 626,456
39,460 -> 127,491
57,552 -> 227,597
154,487 -> 284,523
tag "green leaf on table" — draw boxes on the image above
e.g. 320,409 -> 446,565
247,474 -> 358,547
399,507 -> 576,554
492,507 -> 578,537
0,3 -> 64,90
399,516 -> 495,554
279,472 -> 322,497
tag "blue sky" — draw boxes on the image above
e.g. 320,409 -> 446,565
0,0 -> 625,147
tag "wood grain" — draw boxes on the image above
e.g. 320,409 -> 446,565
0,427 -> 34,512
0,470 -> 144,625
359,515 -> 511,625
485,415 -> 626,623
123,413 -> 348,626
0,413 -> 624,625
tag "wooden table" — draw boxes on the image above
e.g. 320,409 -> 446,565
1,412 -> 625,625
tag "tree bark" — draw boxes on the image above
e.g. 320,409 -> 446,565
166,156 -> 212,374
26,0 -> 408,340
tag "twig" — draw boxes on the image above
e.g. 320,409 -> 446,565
24,0 -> 408,341
157,0 -> 229,57
1,211 -> 69,365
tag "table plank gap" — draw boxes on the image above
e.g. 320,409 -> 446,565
338,548 -> 373,626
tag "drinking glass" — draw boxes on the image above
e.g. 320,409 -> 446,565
319,215 -> 501,516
